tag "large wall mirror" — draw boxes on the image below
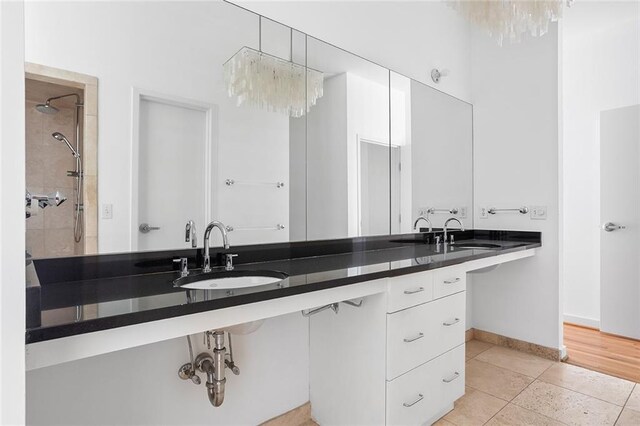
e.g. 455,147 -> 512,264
23,0 -> 473,258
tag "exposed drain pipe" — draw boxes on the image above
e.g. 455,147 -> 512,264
180,330 -> 240,407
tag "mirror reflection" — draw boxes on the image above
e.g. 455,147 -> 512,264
305,37 -> 390,240
390,72 -> 473,233
23,1 -> 473,258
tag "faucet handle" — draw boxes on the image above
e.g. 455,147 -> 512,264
173,257 -> 189,277
225,254 -> 238,271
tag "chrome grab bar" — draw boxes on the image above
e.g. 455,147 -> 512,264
443,318 -> 460,326
403,332 -> 424,343
442,372 -> 460,383
403,393 -> 424,408
427,207 -> 459,215
488,206 -> 528,215
404,287 -> 425,295
225,224 -> 285,232
225,179 -> 285,188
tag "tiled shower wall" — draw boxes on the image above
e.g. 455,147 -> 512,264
26,99 -> 84,257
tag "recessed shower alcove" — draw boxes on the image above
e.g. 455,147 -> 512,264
25,63 -> 98,257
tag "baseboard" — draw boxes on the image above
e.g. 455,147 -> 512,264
472,328 -> 561,361
465,328 -> 474,342
261,402 -> 312,426
563,314 -> 600,330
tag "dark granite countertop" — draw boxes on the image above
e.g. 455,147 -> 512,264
26,230 -> 541,344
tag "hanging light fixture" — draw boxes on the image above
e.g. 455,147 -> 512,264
448,0 -> 563,46
223,16 -> 324,118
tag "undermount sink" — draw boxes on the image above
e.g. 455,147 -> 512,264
174,270 -> 288,290
451,242 -> 502,250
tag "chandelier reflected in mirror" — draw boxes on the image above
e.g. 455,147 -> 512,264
223,17 -> 324,118
448,0 -> 563,45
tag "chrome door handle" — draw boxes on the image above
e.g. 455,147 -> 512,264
403,332 -> 424,343
603,222 -> 626,232
442,372 -> 460,383
444,278 -> 461,284
443,318 -> 460,326
139,223 -> 161,233
403,393 -> 424,407
404,287 -> 425,295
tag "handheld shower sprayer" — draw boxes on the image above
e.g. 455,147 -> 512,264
52,132 -> 80,158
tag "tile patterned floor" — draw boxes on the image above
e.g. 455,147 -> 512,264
436,340 -> 640,426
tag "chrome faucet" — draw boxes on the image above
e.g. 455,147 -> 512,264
203,221 -> 230,273
185,220 -> 197,248
444,217 -> 465,245
413,215 -> 433,232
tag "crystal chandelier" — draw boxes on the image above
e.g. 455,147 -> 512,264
223,17 -> 324,118
448,0 -> 563,45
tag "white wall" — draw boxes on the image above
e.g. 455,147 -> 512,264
470,26 -> 561,350
24,1 -> 291,253
236,1 -> 472,102
0,0 -> 26,423
27,313 -> 309,425
562,3 -> 640,328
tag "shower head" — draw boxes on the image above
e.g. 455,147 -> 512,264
35,102 -> 59,114
52,132 -> 80,158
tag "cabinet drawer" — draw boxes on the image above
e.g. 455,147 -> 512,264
433,267 -> 466,299
387,292 -> 465,379
387,271 -> 434,313
386,344 -> 465,426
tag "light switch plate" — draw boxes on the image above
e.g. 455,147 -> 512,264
479,207 -> 488,219
530,205 -> 547,220
102,203 -> 113,220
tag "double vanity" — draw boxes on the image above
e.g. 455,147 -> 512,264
26,228 -> 540,424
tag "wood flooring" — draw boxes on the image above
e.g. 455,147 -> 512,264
564,322 -> 640,382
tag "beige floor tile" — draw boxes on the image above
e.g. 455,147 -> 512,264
433,418 -> 457,426
626,385 -> 640,412
466,359 -> 534,401
486,404 -> 565,426
475,346 -> 555,378
539,363 -> 635,406
616,408 -> 640,425
466,340 -> 493,360
443,387 -> 507,426
512,380 -> 622,426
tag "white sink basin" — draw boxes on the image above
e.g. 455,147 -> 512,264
175,270 -> 288,290
181,275 -> 282,290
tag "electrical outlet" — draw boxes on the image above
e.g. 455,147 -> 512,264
102,203 -> 113,220
479,207 -> 488,219
459,207 -> 467,219
530,205 -> 547,220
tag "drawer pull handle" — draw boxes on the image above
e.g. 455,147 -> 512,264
404,287 -> 425,295
444,278 -> 461,284
443,318 -> 460,326
403,332 -> 424,343
442,372 -> 460,383
403,393 -> 424,407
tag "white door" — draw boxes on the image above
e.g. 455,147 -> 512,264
135,94 -> 212,251
600,105 -> 640,339
359,140 -> 391,236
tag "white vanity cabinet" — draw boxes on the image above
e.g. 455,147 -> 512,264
309,266 -> 467,426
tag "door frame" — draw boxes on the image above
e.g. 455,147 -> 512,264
356,134 -> 400,236
130,88 -> 218,251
